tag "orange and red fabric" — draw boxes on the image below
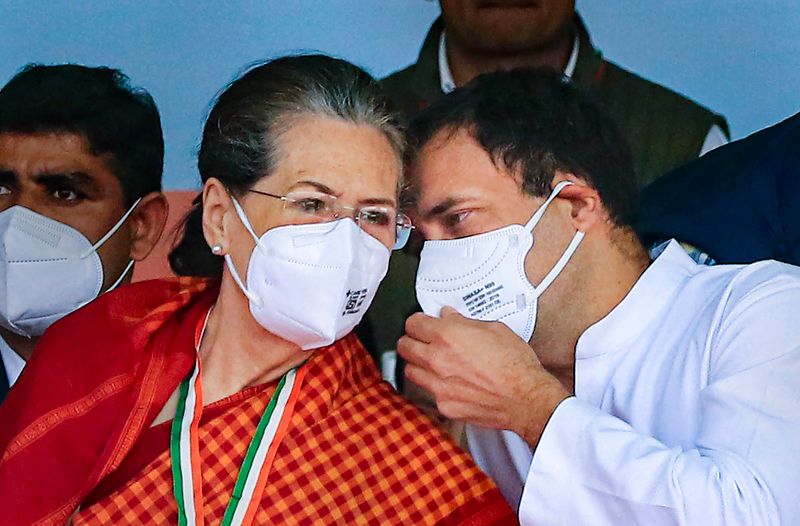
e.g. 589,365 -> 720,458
0,278 -> 517,525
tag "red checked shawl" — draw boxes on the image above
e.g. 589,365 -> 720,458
0,278 -> 517,525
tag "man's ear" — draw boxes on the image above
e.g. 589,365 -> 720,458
128,191 -> 168,261
201,177 -> 233,255
551,173 -> 604,232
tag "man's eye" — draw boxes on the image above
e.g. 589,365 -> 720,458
52,189 -> 83,202
295,198 -> 327,213
0,185 -> 11,196
360,209 -> 390,226
444,211 -> 470,228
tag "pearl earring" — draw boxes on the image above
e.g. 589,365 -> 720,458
211,244 -> 223,255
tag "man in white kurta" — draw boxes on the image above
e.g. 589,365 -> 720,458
467,240 -> 800,524
396,68 -> 800,525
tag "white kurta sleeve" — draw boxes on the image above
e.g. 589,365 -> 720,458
520,273 -> 800,526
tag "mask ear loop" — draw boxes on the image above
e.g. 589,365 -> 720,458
72,257 -> 137,313
224,197 -> 264,307
80,197 -> 143,259
230,196 -> 262,245
534,231 -> 584,296
77,197 -> 142,298
524,180 -> 574,231
524,180 -> 585,296
104,259 -> 135,293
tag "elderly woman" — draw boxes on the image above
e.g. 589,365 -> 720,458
0,56 -> 515,525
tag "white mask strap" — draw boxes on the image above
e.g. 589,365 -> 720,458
230,196 -> 262,244
224,253 -> 263,307
72,258 -> 137,313
524,180 -> 574,232
80,197 -> 143,259
105,259 -> 135,293
535,230 -> 584,296
225,196 -> 266,307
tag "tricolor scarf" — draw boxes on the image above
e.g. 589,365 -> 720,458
0,278 -> 517,525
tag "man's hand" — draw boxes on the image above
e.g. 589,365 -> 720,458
397,307 -> 571,449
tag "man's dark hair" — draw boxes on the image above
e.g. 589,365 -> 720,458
406,68 -> 637,226
0,64 -> 164,205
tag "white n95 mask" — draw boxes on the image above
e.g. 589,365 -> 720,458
225,198 -> 391,351
0,200 -> 141,338
415,181 -> 583,342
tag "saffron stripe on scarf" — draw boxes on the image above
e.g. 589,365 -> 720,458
239,366 -> 307,526
223,371 -> 291,526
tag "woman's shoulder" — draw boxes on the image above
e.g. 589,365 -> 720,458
18,277 -> 217,399
301,334 -> 489,478
291,374 -> 516,524
42,277 -> 216,343
82,277 -> 217,322
0,278 -> 220,525
355,379 -> 477,459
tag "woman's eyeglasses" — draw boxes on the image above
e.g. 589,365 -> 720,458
248,189 -> 413,250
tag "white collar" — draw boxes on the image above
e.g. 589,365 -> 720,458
0,334 -> 26,387
438,31 -> 581,94
575,240 -> 700,359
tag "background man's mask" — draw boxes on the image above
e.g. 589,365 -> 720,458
0,199 -> 140,337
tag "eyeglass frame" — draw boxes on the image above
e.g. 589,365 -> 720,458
246,188 -> 413,250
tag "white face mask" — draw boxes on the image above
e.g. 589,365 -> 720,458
415,181 -> 583,342
225,197 -> 391,351
0,200 -> 141,338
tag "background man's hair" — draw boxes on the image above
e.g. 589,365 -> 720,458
405,68 -> 638,226
0,63 -> 164,206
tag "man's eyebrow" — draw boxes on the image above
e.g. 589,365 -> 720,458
32,171 -> 99,190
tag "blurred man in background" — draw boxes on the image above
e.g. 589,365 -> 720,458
386,1 -> 728,183
364,0 -> 730,366
0,64 -> 168,402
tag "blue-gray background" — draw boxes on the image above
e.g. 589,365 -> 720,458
1,1 -> 798,189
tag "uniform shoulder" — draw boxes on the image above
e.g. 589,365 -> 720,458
601,59 -> 726,131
